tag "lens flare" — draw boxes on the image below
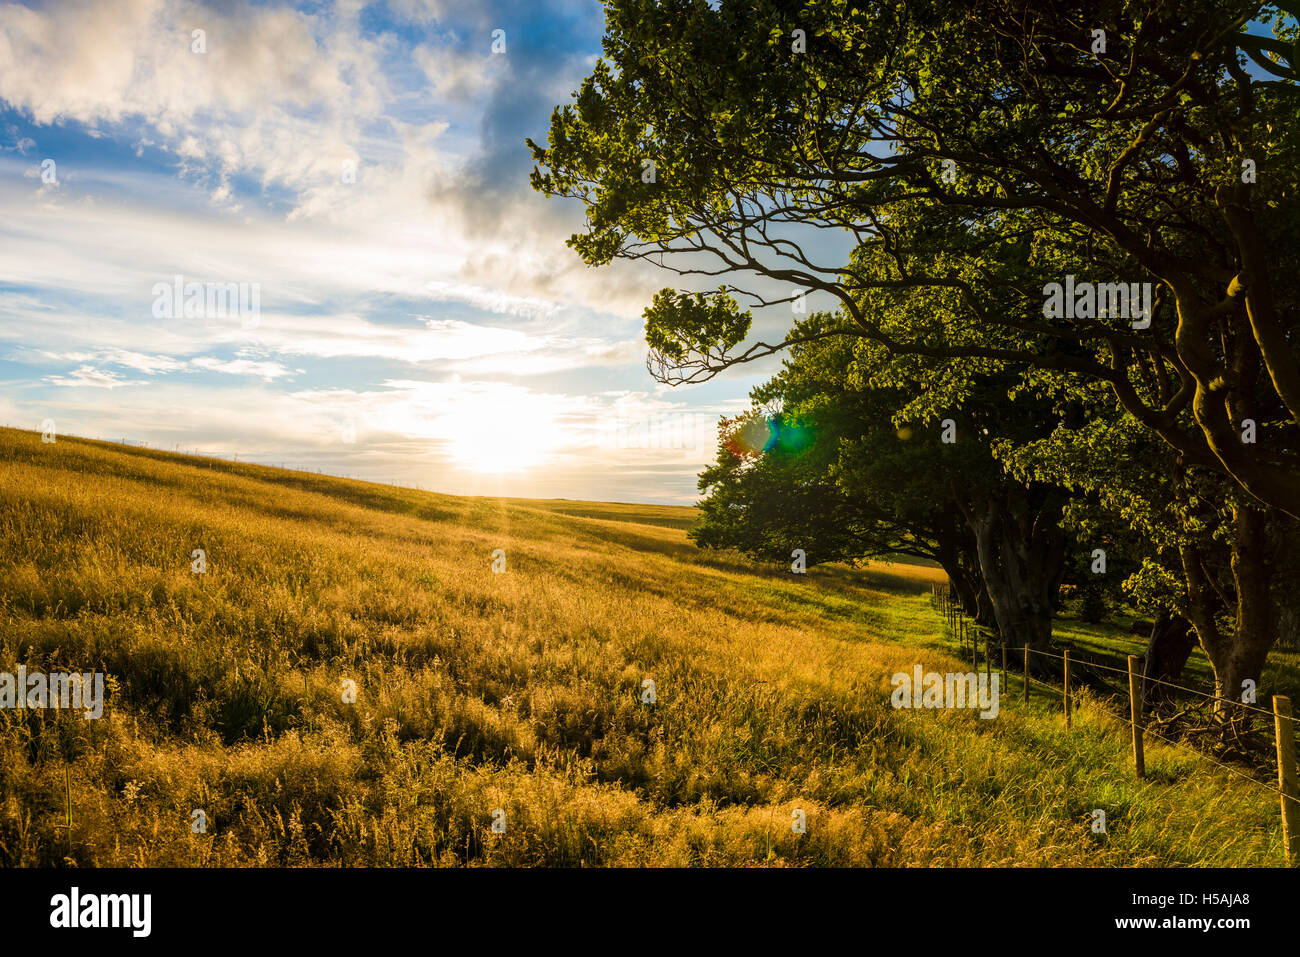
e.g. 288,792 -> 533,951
727,416 -> 814,457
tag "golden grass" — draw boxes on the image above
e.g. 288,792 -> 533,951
0,427 -> 1284,866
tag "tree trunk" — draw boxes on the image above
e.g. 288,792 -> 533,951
1182,505 -> 1276,715
935,523 -> 997,628
962,547 -> 998,628
973,576 -> 997,629
944,562 -> 981,619
962,485 -> 1065,659
1141,612 -> 1197,711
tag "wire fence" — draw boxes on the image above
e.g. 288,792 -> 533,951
928,583 -> 1300,862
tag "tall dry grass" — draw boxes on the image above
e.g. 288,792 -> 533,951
0,428 -> 1283,866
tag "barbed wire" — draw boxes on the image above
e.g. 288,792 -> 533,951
929,595 -> 1300,813
930,594 -> 1280,720
1120,710 -> 1299,807
1014,642 -> 1280,721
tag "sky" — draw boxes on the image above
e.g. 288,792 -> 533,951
0,0 -> 785,504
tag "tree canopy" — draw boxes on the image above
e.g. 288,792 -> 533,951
531,0 -> 1300,517
529,0 -> 1300,700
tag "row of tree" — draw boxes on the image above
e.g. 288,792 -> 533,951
689,315 -> 1300,705
529,0 -> 1300,702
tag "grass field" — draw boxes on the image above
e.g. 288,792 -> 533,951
0,426 -> 1288,866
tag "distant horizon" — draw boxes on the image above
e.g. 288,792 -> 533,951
2,423 -> 701,509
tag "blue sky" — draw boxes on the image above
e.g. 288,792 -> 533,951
0,0 -> 777,503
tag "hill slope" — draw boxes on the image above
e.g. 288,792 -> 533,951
0,427 -> 1283,866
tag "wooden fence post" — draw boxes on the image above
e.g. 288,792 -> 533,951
1273,695 -> 1299,866
1064,649 -> 1071,730
1001,643 -> 1007,693
1128,655 -> 1145,777
53,766 -> 73,860
985,637 -> 991,683
1023,646 -> 1030,703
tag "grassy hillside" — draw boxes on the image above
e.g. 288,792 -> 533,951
0,427 -> 1286,866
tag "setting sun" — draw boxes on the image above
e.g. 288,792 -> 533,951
444,393 -> 561,473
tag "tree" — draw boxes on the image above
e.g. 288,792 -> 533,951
529,0 -> 1300,694
530,0 -> 1300,516
693,331 -> 999,618
997,364 -> 1300,705
693,316 -> 1071,650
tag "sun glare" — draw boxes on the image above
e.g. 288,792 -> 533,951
444,394 -> 560,473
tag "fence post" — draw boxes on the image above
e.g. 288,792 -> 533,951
1023,646 -> 1030,703
985,637 -> 991,683
1273,695 -> 1299,866
1064,649 -> 1071,730
1127,655 -> 1145,777
1001,643 -> 1007,693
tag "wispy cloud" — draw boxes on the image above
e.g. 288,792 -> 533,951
43,365 -> 149,389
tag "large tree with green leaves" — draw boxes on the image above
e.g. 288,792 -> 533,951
999,362 -> 1300,706
693,315 -> 1072,651
530,0 -> 1299,696
530,0 -> 1299,517
691,330 -> 997,621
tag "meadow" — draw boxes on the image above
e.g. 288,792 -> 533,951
0,426 -> 1287,866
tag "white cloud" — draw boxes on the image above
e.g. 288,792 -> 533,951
413,43 -> 499,102
47,349 -> 188,374
44,365 -> 148,388
34,348 -> 292,381
0,0 -> 375,193
189,356 -> 294,380
424,280 -> 561,321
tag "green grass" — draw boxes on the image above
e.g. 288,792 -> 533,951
0,427 -> 1287,866
1046,613 -> 1300,707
